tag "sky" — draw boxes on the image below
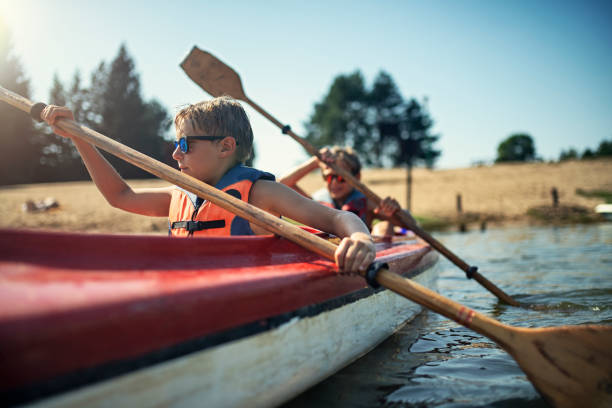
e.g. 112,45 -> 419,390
1,0 -> 611,177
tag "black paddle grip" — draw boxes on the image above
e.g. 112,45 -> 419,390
365,261 -> 388,289
30,102 -> 47,122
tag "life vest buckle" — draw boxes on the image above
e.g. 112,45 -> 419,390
171,220 -> 226,232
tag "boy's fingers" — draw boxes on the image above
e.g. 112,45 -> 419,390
345,241 -> 374,274
342,241 -> 360,272
335,239 -> 350,271
359,250 -> 375,273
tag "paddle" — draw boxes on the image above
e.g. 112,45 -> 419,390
2,86 -> 611,408
179,46 -> 521,307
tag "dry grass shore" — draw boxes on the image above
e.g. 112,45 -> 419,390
1,159 -> 610,234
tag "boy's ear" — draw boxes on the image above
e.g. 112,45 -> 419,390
218,136 -> 237,157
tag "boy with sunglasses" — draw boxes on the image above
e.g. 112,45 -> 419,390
279,146 -> 413,237
40,97 -> 375,274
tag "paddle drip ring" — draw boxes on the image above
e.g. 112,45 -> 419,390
281,125 -> 291,134
30,102 -> 47,122
365,261 -> 387,289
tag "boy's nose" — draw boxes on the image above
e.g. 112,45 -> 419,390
172,145 -> 183,160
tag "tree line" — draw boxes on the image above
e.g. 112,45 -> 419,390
0,37 -> 174,185
2,30 -> 441,189
558,140 -> 612,161
495,133 -> 612,163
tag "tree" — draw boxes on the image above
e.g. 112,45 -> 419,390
305,70 -> 440,210
0,21 -> 41,185
35,72 -> 89,181
86,44 -> 172,178
596,139 -> 612,157
495,133 -> 536,163
559,147 -> 578,161
581,148 -> 595,159
305,71 -> 369,149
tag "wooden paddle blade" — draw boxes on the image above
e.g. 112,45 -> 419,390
509,325 -> 612,408
180,46 -> 248,101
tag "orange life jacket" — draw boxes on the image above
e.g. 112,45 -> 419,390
168,165 -> 275,237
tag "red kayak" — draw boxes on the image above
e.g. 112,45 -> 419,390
0,228 -> 438,408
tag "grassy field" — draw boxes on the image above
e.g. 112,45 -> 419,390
1,159 -> 610,234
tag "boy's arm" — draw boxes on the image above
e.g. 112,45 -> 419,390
276,156 -> 319,192
250,180 -> 376,274
42,106 -> 172,217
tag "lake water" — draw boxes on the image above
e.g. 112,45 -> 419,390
284,223 -> 612,407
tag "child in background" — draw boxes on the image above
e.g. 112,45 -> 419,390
279,146 -> 416,237
41,97 -> 375,274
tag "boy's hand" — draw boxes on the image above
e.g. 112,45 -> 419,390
374,197 -> 401,218
41,105 -> 75,139
334,231 -> 376,274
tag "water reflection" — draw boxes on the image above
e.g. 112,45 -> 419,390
284,224 -> 612,407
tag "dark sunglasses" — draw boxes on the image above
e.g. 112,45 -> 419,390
323,174 -> 347,184
174,136 -> 237,153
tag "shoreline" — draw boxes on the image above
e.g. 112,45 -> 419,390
0,159 -> 610,234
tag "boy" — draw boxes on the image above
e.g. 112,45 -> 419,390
279,146 -> 415,237
41,97 -> 375,273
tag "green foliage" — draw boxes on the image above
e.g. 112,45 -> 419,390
495,133 -> 537,163
557,139 -> 611,162
304,70 -> 440,168
1,39 -> 172,184
526,205 -> 601,224
596,139 -> 612,156
581,148 -> 595,159
33,72 -> 89,181
576,188 -> 612,204
559,147 -> 578,161
86,44 -> 172,179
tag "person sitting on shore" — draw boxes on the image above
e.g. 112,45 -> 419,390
41,97 -> 375,274
278,146 -> 415,237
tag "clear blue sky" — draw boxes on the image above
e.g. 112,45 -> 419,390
1,0 -> 611,177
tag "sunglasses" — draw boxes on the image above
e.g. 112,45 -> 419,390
174,136 -> 237,153
323,174 -> 347,184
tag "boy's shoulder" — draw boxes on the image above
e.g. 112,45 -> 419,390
216,165 -> 275,190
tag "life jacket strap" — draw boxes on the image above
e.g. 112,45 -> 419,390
171,220 -> 226,232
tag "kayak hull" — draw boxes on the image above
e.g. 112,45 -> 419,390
0,229 -> 438,407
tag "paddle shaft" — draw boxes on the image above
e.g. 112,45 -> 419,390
0,87 -> 335,261
0,85 -> 517,334
0,84 -> 509,336
243,94 -> 520,307
3,85 -> 611,407
179,47 -> 519,306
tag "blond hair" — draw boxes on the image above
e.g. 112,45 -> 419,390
174,96 -> 253,163
329,146 -> 362,174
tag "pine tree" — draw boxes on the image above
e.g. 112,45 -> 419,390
87,44 -> 171,179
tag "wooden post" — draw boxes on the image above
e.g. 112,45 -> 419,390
551,187 -> 559,208
405,165 -> 412,212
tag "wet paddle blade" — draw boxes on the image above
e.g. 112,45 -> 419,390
509,325 -> 612,408
180,47 -> 248,101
